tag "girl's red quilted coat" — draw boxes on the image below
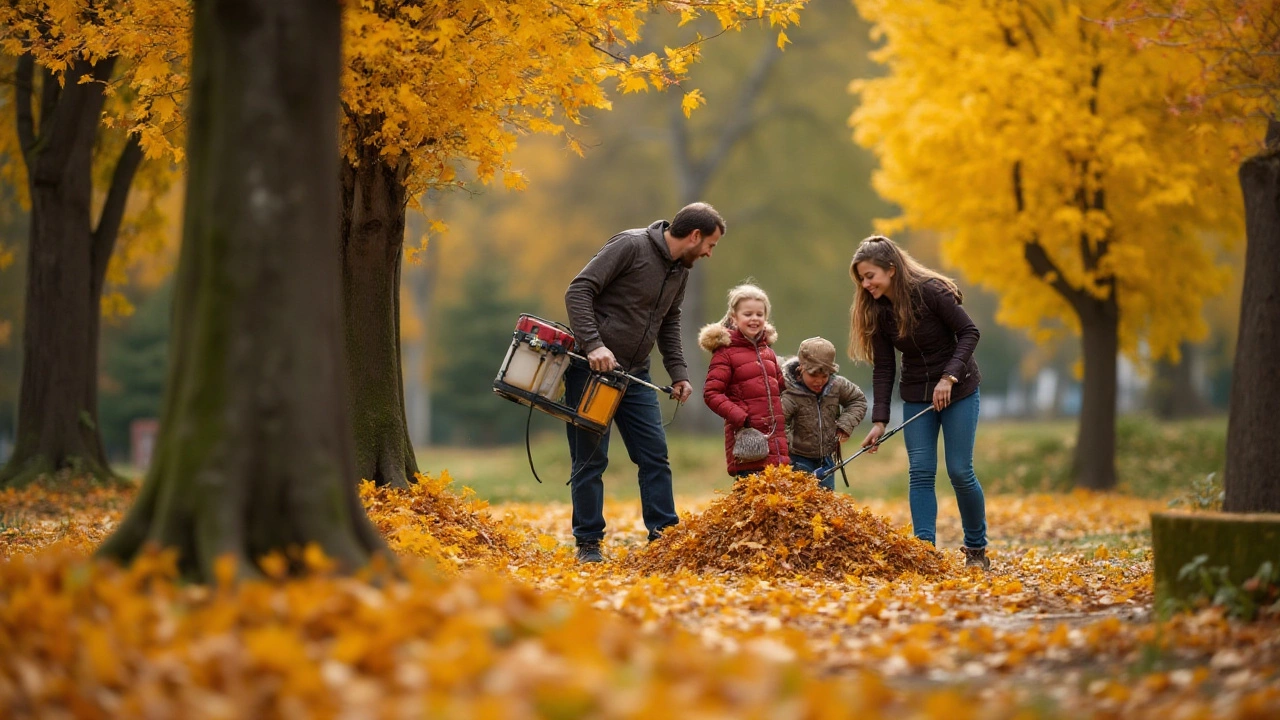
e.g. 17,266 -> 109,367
699,323 -> 790,475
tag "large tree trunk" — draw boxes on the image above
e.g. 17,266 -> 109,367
1021,158 -> 1118,491
1074,299 -> 1119,490
1149,341 -> 1208,419
1224,120 -> 1280,514
668,36 -> 782,433
98,0 -> 386,580
1,55 -> 142,488
340,145 -> 416,488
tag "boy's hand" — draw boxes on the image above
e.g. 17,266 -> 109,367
837,430 -> 850,443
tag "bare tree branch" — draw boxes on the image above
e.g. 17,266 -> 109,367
668,31 -> 783,198
1014,160 -> 1087,310
698,34 -> 782,181
29,57 -> 117,186
14,54 -> 35,159
1024,239 -> 1088,310
37,64 -> 58,143
91,131 -> 144,293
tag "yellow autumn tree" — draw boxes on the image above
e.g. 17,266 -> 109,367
338,0 -> 808,486
1109,0 -> 1279,511
4,1 -> 810,489
0,0 -> 187,487
1110,1 -> 1278,126
849,0 -> 1251,489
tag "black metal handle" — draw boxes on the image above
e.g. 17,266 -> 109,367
568,351 -> 674,397
817,406 -> 934,481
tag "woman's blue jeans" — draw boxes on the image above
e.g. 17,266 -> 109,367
902,389 -> 987,549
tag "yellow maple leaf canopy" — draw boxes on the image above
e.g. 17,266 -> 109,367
850,0 -> 1253,363
340,0 -> 808,213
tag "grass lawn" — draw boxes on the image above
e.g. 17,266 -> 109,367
414,414 -> 1227,505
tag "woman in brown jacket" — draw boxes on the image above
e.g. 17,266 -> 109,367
848,236 -> 990,571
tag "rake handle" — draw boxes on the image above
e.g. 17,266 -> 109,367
817,406 -> 934,481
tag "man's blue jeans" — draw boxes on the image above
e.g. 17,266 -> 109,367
792,454 -> 837,491
564,365 -> 679,543
902,389 -> 987,549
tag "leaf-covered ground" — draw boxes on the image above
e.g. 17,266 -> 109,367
2,468 -> 1277,718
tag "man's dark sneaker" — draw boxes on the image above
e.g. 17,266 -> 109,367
648,525 -> 676,544
575,541 -> 604,564
962,546 -> 991,571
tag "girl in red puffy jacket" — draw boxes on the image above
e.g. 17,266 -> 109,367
699,283 -> 790,477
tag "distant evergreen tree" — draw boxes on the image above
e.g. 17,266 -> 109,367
99,282 -> 171,458
0,179 -> 27,448
433,258 -> 557,446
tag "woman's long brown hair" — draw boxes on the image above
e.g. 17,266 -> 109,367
847,236 -> 961,363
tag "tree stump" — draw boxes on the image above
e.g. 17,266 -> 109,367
1151,510 -> 1280,606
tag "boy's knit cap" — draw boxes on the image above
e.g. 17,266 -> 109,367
797,337 -> 839,375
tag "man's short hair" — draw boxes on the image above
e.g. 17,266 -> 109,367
669,202 -> 726,239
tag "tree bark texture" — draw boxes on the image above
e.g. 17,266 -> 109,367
1149,341 -> 1208,419
1074,300 -> 1119,490
1019,157 -> 1118,491
1225,121 -> 1280,514
98,0 -> 387,579
340,144 -> 417,488
1021,250 -> 1119,490
1,55 -> 142,487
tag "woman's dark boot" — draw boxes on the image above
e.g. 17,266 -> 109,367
962,546 -> 990,571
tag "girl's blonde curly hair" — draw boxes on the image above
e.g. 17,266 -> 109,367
718,281 -> 772,328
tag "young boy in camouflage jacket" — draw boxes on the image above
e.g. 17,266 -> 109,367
781,337 -> 867,490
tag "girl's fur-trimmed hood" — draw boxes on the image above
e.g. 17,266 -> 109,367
698,322 -> 778,352
781,356 -> 804,389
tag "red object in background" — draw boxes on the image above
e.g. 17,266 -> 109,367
130,418 -> 160,473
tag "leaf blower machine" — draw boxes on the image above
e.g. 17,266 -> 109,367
492,314 -> 674,436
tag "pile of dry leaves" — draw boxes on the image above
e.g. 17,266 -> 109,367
359,472 -> 530,571
626,465 -> 952,580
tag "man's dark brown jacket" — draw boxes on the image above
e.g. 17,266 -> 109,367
565,220 -> 689,383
